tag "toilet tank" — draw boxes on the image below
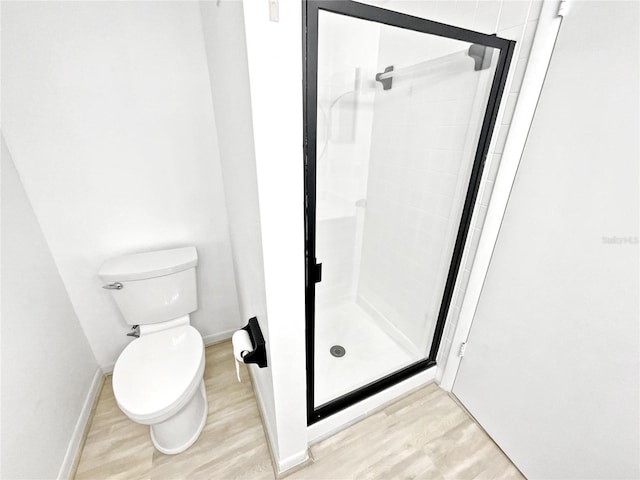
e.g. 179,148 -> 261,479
98,247 -> 198,326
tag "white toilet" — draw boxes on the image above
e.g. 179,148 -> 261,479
98,246 -> 207,455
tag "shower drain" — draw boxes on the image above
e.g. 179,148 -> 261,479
330,345 -> 346,358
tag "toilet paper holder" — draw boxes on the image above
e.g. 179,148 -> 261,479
240,317 -> 267,368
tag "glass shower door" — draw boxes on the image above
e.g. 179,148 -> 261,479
305,1 -> 514,422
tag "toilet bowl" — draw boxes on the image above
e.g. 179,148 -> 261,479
112,324 -> 207,454
98,246 -> 208,454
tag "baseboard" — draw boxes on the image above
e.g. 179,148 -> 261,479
246,368 -> 309,478
102,362 -> 115,374
247,368 -> 281,474
57,368 -> 105,480
202,328 -> 236,346
276,450 -> 312,478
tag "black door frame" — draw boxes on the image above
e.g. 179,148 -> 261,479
303,0 -> 515,425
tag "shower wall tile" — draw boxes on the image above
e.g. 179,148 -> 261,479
479,180 -> 495,207
426,0 -> 544,366
322,0 -> 543,370
509,57 -> 530,93
468,228 -> 483,262
314,13 -> 379,308
358,40 -> 486,351
475,205 -> 489,226
315,216 -> 358,305
453,1 -> 479,31
360,1 -> 440,23
519,20 -> 540,59
434,0 -> 461,26
493,126 -> 510,154
359,55 -> 477,349
500,93 -> 519,126
487,153 -> 503,180
474,1 -> 503,34
459,268 -> 472,299
438,302 -> 460,363
437,337 -> 453,365
497,0 -> 532,31
529,0 -> 544,21
498,23 -> 525,44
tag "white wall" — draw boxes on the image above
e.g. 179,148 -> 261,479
1,135 -> 100,479
242,0 -> 308,472
1,1 -> 242,369
452,1 -> 639,478
199,0 -> 279,461
200,0 -> 267,329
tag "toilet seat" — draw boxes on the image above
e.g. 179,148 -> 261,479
113,325 -> 205,425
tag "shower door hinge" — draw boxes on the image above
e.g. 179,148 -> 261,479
557,0 -> 570,17
458,342 -> 467,358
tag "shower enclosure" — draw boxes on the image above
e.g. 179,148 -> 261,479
304,1 -> 514,423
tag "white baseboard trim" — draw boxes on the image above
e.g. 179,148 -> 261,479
202,328 -> 236,346
247,368 -> 309,477
277,450 -> 311,476
57,368 -> 104,480
307,367 -> 436,445
247,368 -> 279,465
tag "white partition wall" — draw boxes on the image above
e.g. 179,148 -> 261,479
1,136 -> 101,480
452,2 -> 640,478
241,0 -> 309,472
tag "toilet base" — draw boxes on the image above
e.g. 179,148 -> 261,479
150,380 -> 208,455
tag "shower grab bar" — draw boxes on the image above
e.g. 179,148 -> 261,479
375,43 -> 492,91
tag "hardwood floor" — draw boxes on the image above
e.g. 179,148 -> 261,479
74,340 -> 273,480
74,341 -> 522,480
295,383 -> 523,480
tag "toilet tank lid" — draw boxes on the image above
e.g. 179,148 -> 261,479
98,247 -> 197,282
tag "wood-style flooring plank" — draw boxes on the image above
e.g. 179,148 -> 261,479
74,341 -> 522,480
74,341 -> 274,480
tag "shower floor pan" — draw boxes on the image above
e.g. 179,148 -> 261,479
314,301 -> 418,407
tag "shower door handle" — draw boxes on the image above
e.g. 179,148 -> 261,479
314,262 -> 322,283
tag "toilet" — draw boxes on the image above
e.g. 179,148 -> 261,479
98,246 -> 207,455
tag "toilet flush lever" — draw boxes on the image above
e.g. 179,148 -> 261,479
103,282 -> 123,290
127,325 -> 140,338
